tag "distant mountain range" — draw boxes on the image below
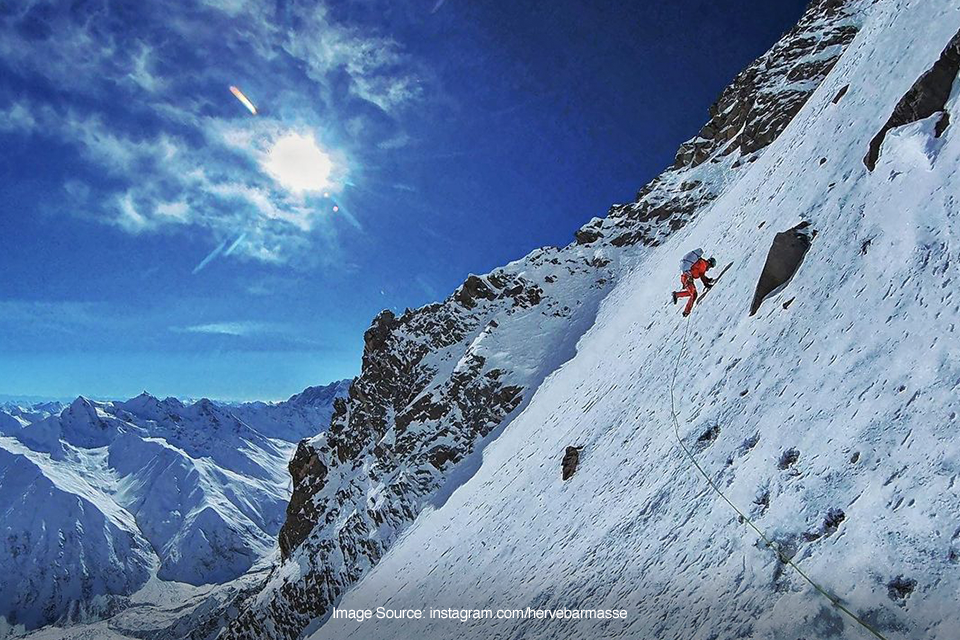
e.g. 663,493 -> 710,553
0,380 -> 350,633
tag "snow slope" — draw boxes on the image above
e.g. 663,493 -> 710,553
309,2 -> 960,639
0,381 -> 349,636
217,2 -> 871,639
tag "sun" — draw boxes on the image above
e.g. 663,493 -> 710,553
262,132 -> 334,193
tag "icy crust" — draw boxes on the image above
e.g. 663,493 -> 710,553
310,1 -> 960,639
0,384 -> 347,634
217,2 -> 872,639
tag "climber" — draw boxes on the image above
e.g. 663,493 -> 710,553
672,248 -> 716,317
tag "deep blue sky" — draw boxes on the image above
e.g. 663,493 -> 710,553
0,0 -> 808,401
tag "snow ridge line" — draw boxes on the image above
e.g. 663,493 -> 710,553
668,317 -> 887,640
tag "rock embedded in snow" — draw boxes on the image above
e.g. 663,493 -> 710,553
561,446 -> 581,480
865,27 -> 960,170
749,222 -> 815,315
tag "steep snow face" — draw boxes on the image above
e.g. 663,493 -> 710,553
217,2 -> 872,639
0,384 -> 348,634
310,2 -> 960,639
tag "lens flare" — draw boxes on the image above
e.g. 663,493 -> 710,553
229,86 -> 258,115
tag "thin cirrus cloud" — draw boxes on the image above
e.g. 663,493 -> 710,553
0,0 -> 424,268
171,321 -> 321,348
174,321 -> 281,337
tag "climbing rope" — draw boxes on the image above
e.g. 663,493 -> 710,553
669,317 -> 887,640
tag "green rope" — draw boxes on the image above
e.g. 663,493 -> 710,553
669,317 -> 887,640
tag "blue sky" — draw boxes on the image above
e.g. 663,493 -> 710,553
0,0 -> 808,401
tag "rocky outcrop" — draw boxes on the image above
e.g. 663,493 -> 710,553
561,446 -> 581,480
589,0 -> 863,250
865,28 -> 960,170
213,2 -> 868,639
750,222 -> 815,315
220,254 -> 613,640
675,0 -> 859,169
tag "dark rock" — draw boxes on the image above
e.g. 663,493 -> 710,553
575,227 -> 602,245
832,84 -> 850,104
673,9 -> 858,170
822,507 -> 845,536
694,425 -> 721,453
778,447 -> 800,470
364,310 -> 399,356
887,575 -> 917,601
865,28 -> 960,170
750,222 -> 815,315
561,446 -> 582,480
754,490 -> 770,515
935,111 -> 951,137
455,275 -> 498,309
279,442 -> 327,559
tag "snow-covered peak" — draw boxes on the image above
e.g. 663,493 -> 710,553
116,391 -> 164,418
286,379 -> 352,408
58,395 -> 129,448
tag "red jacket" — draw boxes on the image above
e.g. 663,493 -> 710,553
689,258 -> 710,279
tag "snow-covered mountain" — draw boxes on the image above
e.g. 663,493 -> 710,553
0,402 -> 63,433
208,1 -> 960,639
0,381 -> 349,636
228,380 -> 353,443
10,0 -> 960,638
300,1 -> 960,637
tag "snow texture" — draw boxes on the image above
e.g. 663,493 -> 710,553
219,2 -> 877,639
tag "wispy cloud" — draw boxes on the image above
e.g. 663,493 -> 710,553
415,274 -> 439,300
170,321 -> 321,348
174,321 -> 281,337
378,132 -> 413,150
0,299 -> 147,351
279,4 -> 423,114
0,0 -> 426,268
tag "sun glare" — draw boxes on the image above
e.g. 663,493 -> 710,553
262,132 -> 334,193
